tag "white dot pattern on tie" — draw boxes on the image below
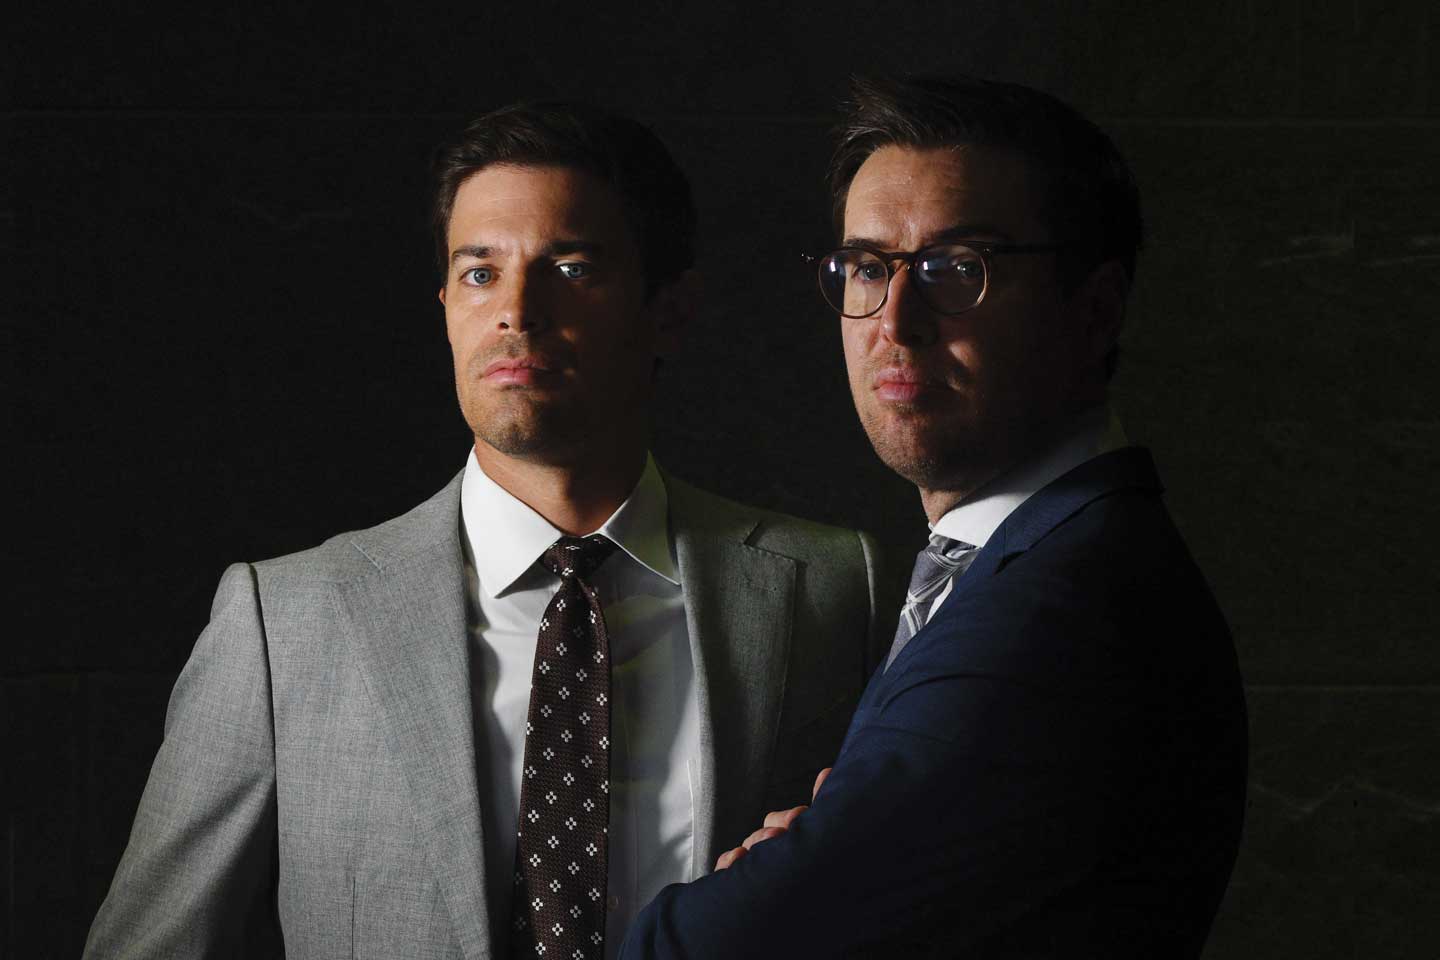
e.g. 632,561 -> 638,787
511,535 -> 617,960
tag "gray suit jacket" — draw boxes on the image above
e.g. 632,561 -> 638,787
85,470 -> 890,959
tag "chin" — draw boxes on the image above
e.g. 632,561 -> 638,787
877,448 -> 954,490
868,432 -> 949,488
477,424 -> 550,458
467,400 -> 578,459
864,413 -> 981,491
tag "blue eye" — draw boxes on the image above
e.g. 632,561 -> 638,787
917,253 -> 984,286
463,266 -> 494,286
558,262 -> 589,280
852,261 -> 888,284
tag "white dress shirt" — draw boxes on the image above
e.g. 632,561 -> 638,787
924,406 -> 1130,624
459,451 -> 698,959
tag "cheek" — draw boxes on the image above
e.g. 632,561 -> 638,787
445,319 -> 475,369
445,320 -> 465,360
611,317 -> 654,351
840,320 -> 872,370
597,300 -> 661,361
444,296 -> 495,348
574,331 -> 653,393
442,294 -> 469,346
972,295 -> 1054,371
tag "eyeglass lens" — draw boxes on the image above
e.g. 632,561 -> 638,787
817,244 -> 987,317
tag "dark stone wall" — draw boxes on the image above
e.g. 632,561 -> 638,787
5,4 -> 1437,957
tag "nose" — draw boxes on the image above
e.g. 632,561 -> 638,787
495,269 -> 548,334
878,264 -> 938,348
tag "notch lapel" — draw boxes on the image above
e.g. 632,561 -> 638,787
981,445 -> 1162,579
667,479 -> 796,875
334,489 -> 492,960
884,447 -> 1164,679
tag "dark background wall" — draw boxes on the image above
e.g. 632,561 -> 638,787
5,3 -> 1437,957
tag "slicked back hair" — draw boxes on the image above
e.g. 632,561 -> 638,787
432,101 -> 696,295
829,74 -> 1143,295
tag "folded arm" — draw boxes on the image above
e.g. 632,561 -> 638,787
620,666 -> 1113,959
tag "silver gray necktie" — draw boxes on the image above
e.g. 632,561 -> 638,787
885,533 -> 977,670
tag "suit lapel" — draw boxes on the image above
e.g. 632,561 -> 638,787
885,447 -> 1163,678
333,476 -> 492,960
983,446 -> 1162,576
666,477 -> 797,874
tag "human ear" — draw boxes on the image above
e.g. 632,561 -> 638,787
1068,260 -> 1128,368
648,268 -> 701,357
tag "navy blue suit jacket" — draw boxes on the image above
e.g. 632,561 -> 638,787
620,448 -> 1247,959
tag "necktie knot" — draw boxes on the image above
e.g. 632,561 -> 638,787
540,535 -> 617,582
906,533 -> 975,595
886,532 -> 978,671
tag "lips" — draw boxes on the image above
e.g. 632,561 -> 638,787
480,355 -> 563,386
873,366 -> 940,403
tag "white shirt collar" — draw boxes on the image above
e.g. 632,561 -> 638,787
460,450 -> 680,599
931,405 -> 1128,549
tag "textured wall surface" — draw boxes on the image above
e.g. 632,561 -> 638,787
5,3 -> 1437,957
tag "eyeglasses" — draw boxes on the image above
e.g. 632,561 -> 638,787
803,241 -> 1065,319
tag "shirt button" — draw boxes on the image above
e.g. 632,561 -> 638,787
608,894 -> 620,910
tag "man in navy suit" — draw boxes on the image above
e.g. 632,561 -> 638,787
620,74 -> 1247,958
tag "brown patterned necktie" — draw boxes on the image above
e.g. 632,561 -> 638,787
511,535 -> 618,960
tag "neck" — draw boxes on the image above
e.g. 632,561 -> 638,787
918,472 -> 999,526
472,440 -> 648,536
917,397 -> 1109,525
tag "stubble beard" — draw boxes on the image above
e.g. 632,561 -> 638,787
867,427 -> 949,491
455,341 -> 590,461
857,399 -> 993,497
463,389 -> 586,462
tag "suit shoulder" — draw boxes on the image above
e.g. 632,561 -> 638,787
664,473 -> 871,565
922,485 -> 1231,688
1023,484 -> 1205,586
250,472 -> 463,588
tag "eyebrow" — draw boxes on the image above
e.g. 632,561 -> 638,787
842,224 -> 1015,250
449,240 -> 607,264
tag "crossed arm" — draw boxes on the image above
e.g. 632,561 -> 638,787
712,768 -> 831,872
617,665 -> 1117,960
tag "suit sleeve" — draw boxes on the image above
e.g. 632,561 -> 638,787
84,563 -> 281,959
619,577 -> 1120,959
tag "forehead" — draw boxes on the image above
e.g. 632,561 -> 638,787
448,163 -> 632,247
842,144 -> 1051,245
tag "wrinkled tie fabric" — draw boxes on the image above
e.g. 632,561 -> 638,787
511,535 -> 618,960
884,533 -> 977,671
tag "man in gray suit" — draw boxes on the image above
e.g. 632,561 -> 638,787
85,102 -> 888,959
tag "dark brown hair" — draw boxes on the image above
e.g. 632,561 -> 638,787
431,101 -> 696,294
829,74 -> 1143,293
